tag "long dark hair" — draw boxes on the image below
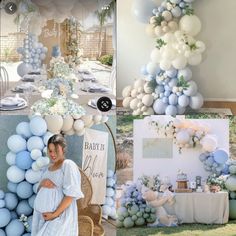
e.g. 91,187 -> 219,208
47,134 -> 67,154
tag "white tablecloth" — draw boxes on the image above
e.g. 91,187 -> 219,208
165,192 -> 229,224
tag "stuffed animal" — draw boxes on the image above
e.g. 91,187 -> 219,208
142,188 -> 178,227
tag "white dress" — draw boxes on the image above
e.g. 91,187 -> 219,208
31,159 -> 84,236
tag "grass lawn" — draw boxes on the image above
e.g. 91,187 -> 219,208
117,221 -> 236,236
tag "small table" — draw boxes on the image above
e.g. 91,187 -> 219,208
169,192 -> 229,224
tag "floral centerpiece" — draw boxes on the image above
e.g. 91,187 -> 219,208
207,174 -> 227,193
46,57 -> 78,97
138,174 -> 161,192
31,96 -> 85,117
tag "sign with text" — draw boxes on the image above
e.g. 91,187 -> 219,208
82,128 -> 108,204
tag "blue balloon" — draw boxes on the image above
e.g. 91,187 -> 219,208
17,62 -> 33,77
5,219 -> 25,236
16,151 -> 33,170
199,153 -> 208,162
16,181 -> 33,199
165,105 -> 177,116
155,85 -> 164,94
0,199 -> 5,208
164,90 -> 171,97
169,94 -> 178,105
176,105 -> 186,115
153,99 -> 167,114
10,211 -> 18,219
0,229 -> 6,236
16,200 -> 33,216
0,208 -> 11,228
5,193 -> 18,210
29,116 -> 47,136
27,136 -> 45,151
28,194 -> 36,208
166,68 -> 177,78
213,149 -> 229,164
7,182 -> 17,193
178,67 -> 192,81
162,96 -> 169,104
0,190 -> 4,199
16,122 -> 32,138
131,0 -> 156,23
7,135 -> 27,153
168,78 -> 178,88
141,65 -> 148,75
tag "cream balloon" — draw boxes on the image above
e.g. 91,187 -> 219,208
64,128 -> 75,136
61,115 -> 74,132
130,98 -> 140,110
143,107 -> 154,115
81,115 -> 93,126
134,79 -> 145,89
188,53 -> 202,65
93,115 -> 102,124
160,59 -> 172,70
122,97 -> 133,108
172,55 -> 187,69
179,15 -> 202,36
45,115 -> 63,133
122,85 -> 132,97
201,135 -> 218,152
142,94 -> 154,107
150,48 -> 162,63
73,119 -> 85,132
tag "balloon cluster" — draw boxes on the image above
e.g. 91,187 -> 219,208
0,114 -> 111,234
117,183 -> 156,228
123,0 -> 205,115
0,116 -> 50,235
102,170 -> 117,220
199,149 -> 229,176
17,34 -> 48,76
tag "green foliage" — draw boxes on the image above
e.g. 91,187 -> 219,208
153,16 -> 165,27
98,54 -> 113,66
184,5 -> 194,16
177,76 -> 190,89
156,39 -> 167,49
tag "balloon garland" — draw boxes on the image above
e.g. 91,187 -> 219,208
0,114 -> 113,234
122,0 -> 205,116
146,116 -> 230,176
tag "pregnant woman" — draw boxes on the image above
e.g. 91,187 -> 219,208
32,134 -> 84,236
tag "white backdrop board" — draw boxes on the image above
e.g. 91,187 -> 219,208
133,117 -> 229,188
82,128 -> 108,204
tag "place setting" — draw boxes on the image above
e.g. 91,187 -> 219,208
0,95 -> 27,111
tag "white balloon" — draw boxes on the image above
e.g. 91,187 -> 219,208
201,135 -> 218,152
160,59 -> 171,70
146,62 -> 159,75
188,53 -> 202,65
179,15 -> 202,36
176,130 -> 190,144
150,48 -> 162,63
189,92 -> 204,110
172,55 -> 187,69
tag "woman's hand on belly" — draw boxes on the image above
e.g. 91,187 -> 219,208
42,211 -> 57,221
40,179 -> 56,189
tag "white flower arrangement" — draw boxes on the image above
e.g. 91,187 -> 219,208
148,117 -> 209,153
31,96 -> 85,117
19,214 -> 30,231
138,174 -> 161,192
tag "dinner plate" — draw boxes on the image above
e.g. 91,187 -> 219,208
0,97 -> 24,107
0,98 -> 27,111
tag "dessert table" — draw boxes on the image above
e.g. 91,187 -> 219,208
166,192 -> 229,224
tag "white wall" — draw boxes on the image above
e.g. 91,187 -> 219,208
133,117 -> 229,188
117,0 -> 236,101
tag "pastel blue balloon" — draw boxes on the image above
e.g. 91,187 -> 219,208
222,164 -> 229,174
164,90 -> 171,97
171,6 -> 182,17
7,166 -> 25,183
0,229 -> 6,236
7,135 -> 27,153
162,96 -> 169,104
40,53 -> 46,60
168,78 -> 178,88
164,85 -> 171,91
33,58 -> 39,63
159,93 -> 164,98
34,53 -> 39,59
0,200 -> 5,208
23,233 -> 31,236
43,132 -> 53,146
177,105 -> 186,114
166,68 -> 177,78
27,136 -> 45,151
4,193 -> 18,210
165,105 -> 177,116
183,81 -> 198,96
5,219 -> 24,236
30,116 -> 47,136
29,58 -> 34,64
17,47 -> 24,54
38,43 -> 43,48
105,197 -> 114,207
16,181 -> 33,199
17,62 -> 33,77
131,0 -> 156,23
25,169 -> 42,184
7,182 -> 18,193
102,204 -> 111,216
16,122 -> 32,139
28,194 -> 36,208
10,211 -> 18,219
206,157 -> 214,166
16,200 -> 33,216
16,151 -> 33,170
184,0 -> 195,2
199,153 -> 208,162
107,169 -> 114,178
106,188 -> 115,197
155,66 -> 161,75
0,208 -> 11,227
155,85 -> 164,94
153,99 -> 167,114
0,190 -> 4,199
213,149 -> 228,164
37,48 -> 41,54
27,215 -> 32,233
169,94 -> 178,105
179,2 -> 185,8
33,183 -> 39,194
178,95 -> 190,107
107,178 -> 115,187
158,6 -> 164,13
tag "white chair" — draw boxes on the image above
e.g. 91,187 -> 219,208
0,66 -> 9,98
